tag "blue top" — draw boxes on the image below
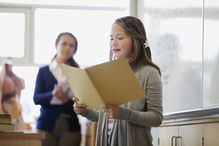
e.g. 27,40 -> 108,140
33,65 -> 80,132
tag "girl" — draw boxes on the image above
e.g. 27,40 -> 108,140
73,16 -> 163,146
33,32 -> 81,146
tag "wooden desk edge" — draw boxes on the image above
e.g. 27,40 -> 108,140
0,131 -> 45,140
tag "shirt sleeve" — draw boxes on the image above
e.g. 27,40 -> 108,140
80,109 -> 99,122
33,68 -> 53,105
118,68 -> 163,127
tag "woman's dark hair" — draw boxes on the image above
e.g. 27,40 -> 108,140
53,32 -> 79,68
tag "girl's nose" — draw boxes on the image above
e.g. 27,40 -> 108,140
111,40 -> 118,47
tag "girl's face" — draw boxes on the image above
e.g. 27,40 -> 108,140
56,34 -> 76,62
110,23 -> 133,60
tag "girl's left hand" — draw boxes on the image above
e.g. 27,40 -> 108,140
102,105 -> 121,119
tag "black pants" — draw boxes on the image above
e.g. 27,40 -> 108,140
41,116 -> 81,146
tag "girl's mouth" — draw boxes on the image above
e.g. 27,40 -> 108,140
112,48 -> 122,52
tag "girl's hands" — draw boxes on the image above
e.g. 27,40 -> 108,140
52,84 -> 69,103
73,97 -> 88,114
72,97 -> 121,118
102,105 -> 121,119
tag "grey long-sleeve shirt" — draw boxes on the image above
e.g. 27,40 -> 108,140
80,64 -> 163,146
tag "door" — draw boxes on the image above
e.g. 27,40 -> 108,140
159,126 -> 178,146
179,124 -> 203,146
204,123 -> 219,146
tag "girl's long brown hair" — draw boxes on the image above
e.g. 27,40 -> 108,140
110,16 -> 161,75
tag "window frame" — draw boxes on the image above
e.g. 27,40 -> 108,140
0,6 -> 32,65
0,0 -> 135,66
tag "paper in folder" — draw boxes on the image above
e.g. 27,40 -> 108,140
60,58 -> 145,109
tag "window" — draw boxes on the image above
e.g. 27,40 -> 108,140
0,11 -> 25,57
0,0 -> 128,7
0,7 -> 31,65
143,0 -> 203,113
34,8 -> 129,66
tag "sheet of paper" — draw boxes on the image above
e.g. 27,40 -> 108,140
86,59 -> 145,105
60,64 -> 104,109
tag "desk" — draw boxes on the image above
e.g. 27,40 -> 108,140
0,131 -> 45,146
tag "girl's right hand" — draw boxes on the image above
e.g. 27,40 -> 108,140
73,97 -> 88,114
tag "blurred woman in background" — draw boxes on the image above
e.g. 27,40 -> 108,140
33,32 -> 81,146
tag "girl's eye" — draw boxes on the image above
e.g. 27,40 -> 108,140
69,43 -> 74,48
62,42 -> 67,46
117,37 -> 124,40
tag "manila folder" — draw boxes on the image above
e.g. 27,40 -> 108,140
60,58 -> 145,109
